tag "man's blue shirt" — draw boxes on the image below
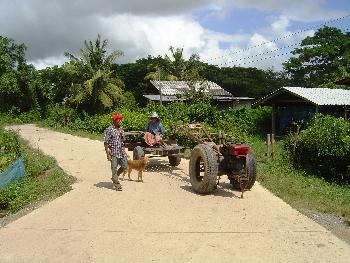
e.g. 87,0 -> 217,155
145,121 -> 165,136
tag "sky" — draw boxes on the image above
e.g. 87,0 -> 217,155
0,0 -> 349,70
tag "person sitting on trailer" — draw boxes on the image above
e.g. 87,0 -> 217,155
144,112 -> 166,146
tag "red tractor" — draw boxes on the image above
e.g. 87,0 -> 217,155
178,124 -> 256,198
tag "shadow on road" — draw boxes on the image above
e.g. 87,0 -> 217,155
94,182 -> 115,191
180,185 -> 241,199
146,158 -> 243,198
145,159 -> 181,173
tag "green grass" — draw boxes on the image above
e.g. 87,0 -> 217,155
36,120 -> 103,141
0,129 -> 75,217
255,141 -> 350,221
0,167 -> 74,215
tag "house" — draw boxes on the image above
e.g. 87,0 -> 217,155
144,80 -> 254,109
253,87 -> 350,135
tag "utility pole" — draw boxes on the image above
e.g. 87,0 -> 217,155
158,69 -> 163,105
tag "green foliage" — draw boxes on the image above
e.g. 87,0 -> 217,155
119,91 -> 138,110
64,35 -> 125,114
39,65 -> 71,104
258,140 -> 350,220
284,26 -> 350,87
113,56 -> 165,105
285,114 -> 350,182
23,147 -> 56,178
0,36 -> 54,115
67,69 -> 125,114
0,36 -> 26,73
43,101 -> 271,148
0,111 -> 41,128
202,65 -> 284,98
45,106 -> 79,128
0,129 -> 21,173
163,46 -> 203,81
0,168 -> 73,214
114,48 -> 288,103
0,36 -> 40,113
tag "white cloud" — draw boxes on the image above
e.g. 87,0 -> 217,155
99,14 -> 207,62
223,0 -> 346,22
30,55 -> 67,70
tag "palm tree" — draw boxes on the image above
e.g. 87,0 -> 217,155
144,65 -> 176,81
164,46 -> 203,81
64,35 -> 125,114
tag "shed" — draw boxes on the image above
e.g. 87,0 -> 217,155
253,87 -> 350,135
146,80 -> 254,109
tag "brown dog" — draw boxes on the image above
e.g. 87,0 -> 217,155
123,156 -> 149,182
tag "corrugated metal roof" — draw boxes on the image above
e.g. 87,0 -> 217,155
144,94 -> 253,102
254,87 -> 350,106
284,87 -> 350,105
143,95 -> 179,102
150,80 -> 232,96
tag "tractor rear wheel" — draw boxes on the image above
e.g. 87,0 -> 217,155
133,146 -> 144,160
230,153 -> 257,190
189,144 -> 218,194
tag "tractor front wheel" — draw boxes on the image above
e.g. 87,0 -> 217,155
230,153 -> 257,190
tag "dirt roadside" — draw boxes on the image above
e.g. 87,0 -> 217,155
0,124 -> 349,263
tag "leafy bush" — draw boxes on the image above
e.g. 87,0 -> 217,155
0,111 -> 41,127
45,106 -> 79,128
187,101 -> 217,124
24,147 -> 56,177
218,107 -> 271,136
42,102 -> 271,147
285,114 -> 350,182
0,129 -> 21,173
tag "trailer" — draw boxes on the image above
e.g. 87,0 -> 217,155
124,131 -> 186,167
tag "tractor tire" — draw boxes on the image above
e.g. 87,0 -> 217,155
189,144 -> 218,194
230,153 -> 257,190
168,155 -> 181,167
133,146 -> 144,160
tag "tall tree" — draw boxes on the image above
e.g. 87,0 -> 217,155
39,65 -> 71,104
64,35 -> 125,114
164,46 -> 203,81
0,36 -> 38,113
283,26 -> 350,88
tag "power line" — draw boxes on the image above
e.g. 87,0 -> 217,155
218,51 -> 291,67
207,13 -> 350,63
224,42 -> 301,64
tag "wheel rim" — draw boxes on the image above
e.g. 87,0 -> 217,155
195,157 -> 205,182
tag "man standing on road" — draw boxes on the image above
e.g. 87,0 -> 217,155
104,113 -> 127,191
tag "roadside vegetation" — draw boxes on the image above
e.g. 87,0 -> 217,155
0,123 -> 75,218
